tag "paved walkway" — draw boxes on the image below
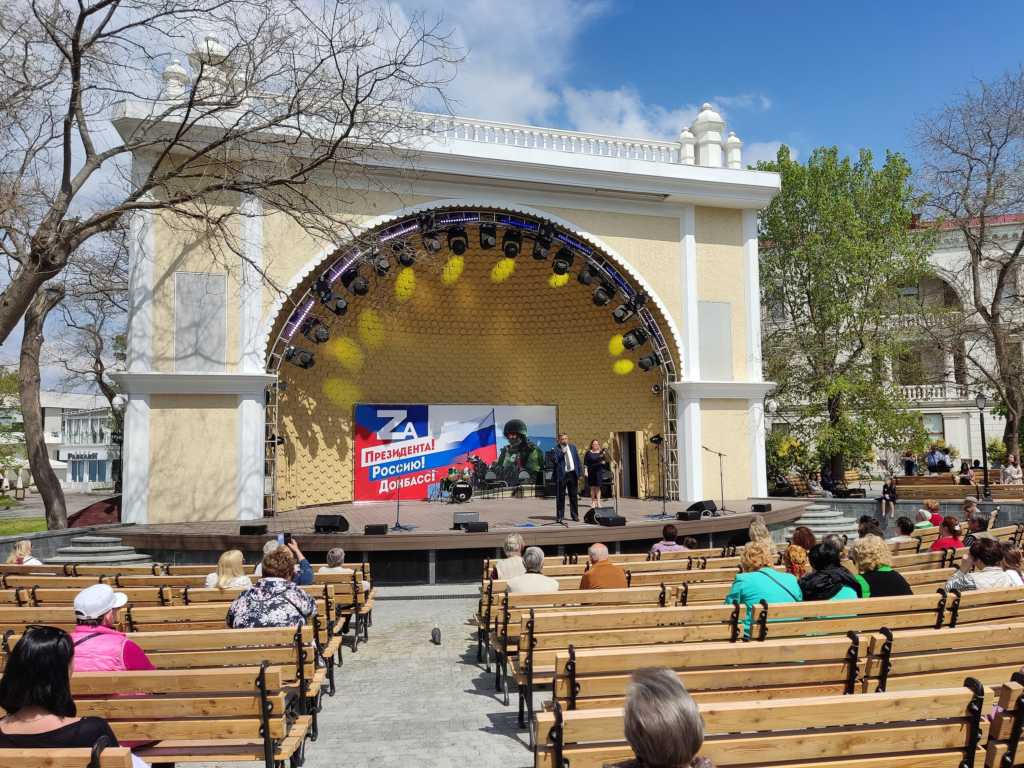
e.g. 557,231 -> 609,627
0,491 -> 98,519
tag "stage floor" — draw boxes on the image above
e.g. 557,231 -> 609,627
115,496 -> 812,553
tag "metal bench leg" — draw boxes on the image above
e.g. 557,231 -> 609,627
518,683 -> 526,728
327,656 -> 336,696
477,628 -> 483,662
503,661 -> 510,706
495,651 -> 502,690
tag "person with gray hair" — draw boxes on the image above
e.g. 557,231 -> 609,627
253,539 -> 280,577
606,667 -> 713,768
962,509 -> 995,548
492,533 -> 527,581
506,547 -> 560,594
579,543 -> 627,590
317,547 -> 369,592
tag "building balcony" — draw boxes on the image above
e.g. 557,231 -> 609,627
899,383 -> 970,404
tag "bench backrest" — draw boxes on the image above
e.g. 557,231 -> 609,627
0,744 -> 134,767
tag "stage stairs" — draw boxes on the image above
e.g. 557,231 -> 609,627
44,535 -> 153,566
784,504 -> 860,544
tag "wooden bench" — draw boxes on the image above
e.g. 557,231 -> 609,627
0,740 -> 134,767
946,586 -> 1024,627
535,680 -> 992,768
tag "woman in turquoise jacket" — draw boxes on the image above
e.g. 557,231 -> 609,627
724,539 -> 802,635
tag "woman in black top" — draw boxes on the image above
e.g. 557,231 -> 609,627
850,535 -> 913,597
584,439 -> 607,509
0,626 -> 119,750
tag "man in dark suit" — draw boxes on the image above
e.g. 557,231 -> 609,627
549,432 -> 582,523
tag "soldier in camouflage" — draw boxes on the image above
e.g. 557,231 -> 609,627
490,419 -> 545,487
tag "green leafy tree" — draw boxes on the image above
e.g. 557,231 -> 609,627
758,146 -> 936,478
0,367 -> 25,477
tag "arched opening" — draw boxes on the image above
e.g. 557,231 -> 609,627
262,205 -> 680,512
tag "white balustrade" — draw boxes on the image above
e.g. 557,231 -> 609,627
899,384 -> 970,403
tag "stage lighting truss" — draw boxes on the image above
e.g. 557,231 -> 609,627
300,317 -> 330,345
447,226 -> 469,256
532,222 -> 555,260
638,350 -> 662,371
501,228 -> 522,259
622,326 -> 651,351
312,276 -> 348,316
479,223 -> 497,249
419,215 -> 443,255
577,262 -> 599,286
612,291 -> 649,324
367,247 -> 391,277
284,345 -> 315,369
552,247 -> 576,276
592,279 -> 616,306
393,241 -> 416,267
341,268 -> 369,296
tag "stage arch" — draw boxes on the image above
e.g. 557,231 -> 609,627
262,203 -> 681,512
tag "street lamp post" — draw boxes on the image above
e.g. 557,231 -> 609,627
976,392 -> 992,502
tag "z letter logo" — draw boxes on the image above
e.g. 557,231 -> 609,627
376,410 -> 418,441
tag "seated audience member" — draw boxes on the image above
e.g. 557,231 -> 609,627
945,538 -> 1014,592
914,509 -> 933,529
71,584 -> 155,672
253,539 -> 280,576
725,540 -> 802,635
726,514 -> 771,549
851,535 -> 913,597
807,471 -> 831,498
958,461 -> 975,486
820,468 -> 839,495
1001,454 -> 1023,484
650,524 -> 688,555
491,534 -> 526,580
783,526 -> 815,578
0,626 -> 133,758
888,516 -> 916,543
227,546 -> 317,628
682,537 -> 698,550
1001,541 -> 1024,587
822,533 -> 850,561
771,470 -> 795,497
607,666 -> 713,768
799,542 -> 862,601
5,539 -> 42,566
205,549 -> 253,591
252,540 -> 313,585
924,499 -> 943,527
961,497 -> 981,522
878,476 -> 897,517
318,548 -> 370,591
929,516 -> 964,552
961,510 -> 996,548
858,520 -> 884,540
506,547 -> 560,593
579,543 -> 628,590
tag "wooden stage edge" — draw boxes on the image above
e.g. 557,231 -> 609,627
114,497 -> 812,553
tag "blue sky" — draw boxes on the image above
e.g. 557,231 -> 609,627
427,0 -> 1024,167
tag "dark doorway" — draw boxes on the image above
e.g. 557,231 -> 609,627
617,431 -> 639,498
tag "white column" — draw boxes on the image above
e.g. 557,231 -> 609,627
237,192 -> 267,520
679,205 -> 700,380
122,394 -> 150,524
742,208 -> 762,383
748,398 -> 768,496
122,155 -> 155,525
677,397 -> 704,501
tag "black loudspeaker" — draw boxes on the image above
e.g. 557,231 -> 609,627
314,514 -> 349,533
453,512 -> 479,531
598,514 -> 626,527
676,510 -> 702,521
240,525 -> 268,536
751,503 -> 772,513
466,521 -> 489,533
584,507 -> 625,526
686,500 -> 718,513
364,524 -> 388,536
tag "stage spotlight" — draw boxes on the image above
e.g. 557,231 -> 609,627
592,280 -> 615,306
313,277 -> 348,316
367,248 -> 391,277
393,241 -> 416,267
651,384 -> 662,395
622,327 -> 650,350
532,234 -> 552,260
638,351 -> 662,371
649,433 -> 664,445
419,215 -> 442,254
479,223 -> 497,249
341,268 -> 369,296
284,345 -> 315,369
612,292 -> 649,324
502,228 -> 522,258
300,317 -> 330,345
577,262 -> 598,286
447,226 -> 469,256
552,247 -> 575,276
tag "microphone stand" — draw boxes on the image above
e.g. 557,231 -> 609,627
391,476 -> 413,532
646,440 -> 673,520
702,446 -> 730,514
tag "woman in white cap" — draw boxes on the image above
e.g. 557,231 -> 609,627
69,584 -> 155,672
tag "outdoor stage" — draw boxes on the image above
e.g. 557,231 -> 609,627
114,496 -> 811,555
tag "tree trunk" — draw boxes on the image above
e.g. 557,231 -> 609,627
19,286 -> 67,530
826,392 -> 847,480
0,257 -> 64,347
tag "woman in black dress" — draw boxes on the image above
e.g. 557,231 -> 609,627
584,440 -> 607,508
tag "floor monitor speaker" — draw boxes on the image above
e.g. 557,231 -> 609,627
240,525 -> 268,536
453,512 -> 479,531
585,507 -> 625,527
686,500 -> 718,513
597,514 -> 626,527
364,524 -> 388,536
751,503 -> 772,513
466,521 -> 489,533
676,510 -> 702,522
314,514 -> 349,533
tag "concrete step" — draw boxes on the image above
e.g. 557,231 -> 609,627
70,536 -> 123,548
797,509 -> 847,520
804,505 -> 833,512
44,552 -> 153,566
55,545 -> 138,557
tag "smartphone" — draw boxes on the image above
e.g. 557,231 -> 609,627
277,533 -> 285,546
284,533 -> 293,545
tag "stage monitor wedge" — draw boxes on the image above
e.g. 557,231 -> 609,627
585,508 -> 624,526
465,521 -> 489,533
314,514 -> 349,533
676,510 -> 701,522
453,512 -> 479,531
240,524 -> 268,536
752,503 -> 772,513
364,524 -> 388,536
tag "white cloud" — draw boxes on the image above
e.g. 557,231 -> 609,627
562,86 -> 698,139
714,93 -> 772,112
742,141 -> 799,167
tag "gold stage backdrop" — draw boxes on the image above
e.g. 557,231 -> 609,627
275,227 -> 669,510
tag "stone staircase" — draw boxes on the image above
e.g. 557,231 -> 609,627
44,536 -> 153,567
785,504 -> 860,544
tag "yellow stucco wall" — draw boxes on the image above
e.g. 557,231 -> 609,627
699,398 -> 751,500
147,394 -> 238,523
694,206 -> 747,381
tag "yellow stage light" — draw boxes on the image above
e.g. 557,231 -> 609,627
395,267 -> 415,302
322,378 -> 363,409
357,308 -> 384,348
326,336 -> 365,373
490,257 -> 516,283
548,272 -> 569,288
441,255 -> 464,285
613,358 -> 634,375
608,334 -> 625,356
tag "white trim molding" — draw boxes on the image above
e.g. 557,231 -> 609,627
122,394 -> 150,524
670,380 -> 776,400
748,398 -> 768,497
679,205 -> 700,380
677,398 -> 703,501
126,156 -> 155,373
239,193 -> 264,373
112,371 -> 277,396
236,394 -> 264,520
742,209 -> 763,383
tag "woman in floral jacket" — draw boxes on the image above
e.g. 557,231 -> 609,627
226,546 -> 317,629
